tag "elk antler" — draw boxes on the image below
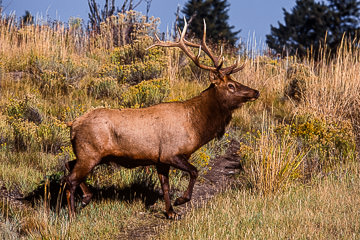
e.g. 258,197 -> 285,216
147,18 -> 245,76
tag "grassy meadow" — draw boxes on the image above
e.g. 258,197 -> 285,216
0,11 -> 359,239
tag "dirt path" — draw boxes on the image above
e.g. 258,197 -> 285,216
122,140 -> 242,239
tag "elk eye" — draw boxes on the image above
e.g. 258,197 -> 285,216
228,83 -> 235,91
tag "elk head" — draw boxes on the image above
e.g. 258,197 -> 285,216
148,18 -> 259,111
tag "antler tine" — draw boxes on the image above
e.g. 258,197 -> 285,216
221,59 -> 246,75
197,45 -> 202,58
146,17 -> 189,50
145,33 -> 162,50
202,19 -> 207,45
231,61 -> 246,74
216,46 -> 224,70
147,17 -> 218,72
155,33 -> 161,42
219,46 -> 223,59
173,17 -> 217,71
198,19 -> 223,69
180,17 -> 188,40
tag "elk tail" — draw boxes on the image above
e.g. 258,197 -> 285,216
66,121 -> 73,127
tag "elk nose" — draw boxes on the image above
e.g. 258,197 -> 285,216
254,90 -> 260,99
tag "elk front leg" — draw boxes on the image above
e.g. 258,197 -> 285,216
156,164 -> 179,219
171,155 -> 198,206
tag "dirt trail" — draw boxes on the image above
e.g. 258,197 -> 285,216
122,140 -> 243,239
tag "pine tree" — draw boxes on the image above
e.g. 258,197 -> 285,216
179,0 -> 240,46
21,10 -> 34,25
266,0 -> 329,56
327,0 -> 360,49
266,0 -> 360,57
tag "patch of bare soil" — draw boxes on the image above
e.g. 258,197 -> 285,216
122,140 -> 243,240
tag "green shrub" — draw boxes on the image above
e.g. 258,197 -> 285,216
275,115 -> 356,174
120,78 -> 170,108
6,97 -> 43,124
36,118 -> 69,153
60,104 -> 86,123
98,37 -> 166,85
55,145 -> 75,166
0,115 -> 11,146
5,97 -> 69,153
7,118 -> 38,151
87,77 -> 122,99
29,55 -> 90,96
190,132 -> 231,175
6,117 -> 68,153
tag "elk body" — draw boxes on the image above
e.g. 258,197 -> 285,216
65,20 -> 259,219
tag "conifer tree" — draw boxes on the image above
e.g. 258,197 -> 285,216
266,0 -> 360,57
327,0 -> 360,49
179,0 -> 240,46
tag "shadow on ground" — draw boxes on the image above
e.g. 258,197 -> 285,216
22,173 -> 162,211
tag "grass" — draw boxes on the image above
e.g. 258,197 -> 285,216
0,10 -> 359,239
160,162 -> 360,240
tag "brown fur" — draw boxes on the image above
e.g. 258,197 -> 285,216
65,74 -> 259,219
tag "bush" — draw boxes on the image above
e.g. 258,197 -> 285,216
87,77 -> 122,99
190,132 -> 231,175
6,97 -> 43,125
275,115 -> 356,175
10,118 -> 39,151
59,104 -> 86,123
120,78 -> 170,108
29,55 -> 90,96
93,10 -> 160,48
36,118 -> 69,153
98,37 -> 166,85
5,97 -> 69,153
284,63 -> 315,102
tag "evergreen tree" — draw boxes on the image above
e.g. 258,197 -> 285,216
266,0 -> 360,57
21,10 -> 34,25
327,0 -> 360,49
179,0 -> 240,46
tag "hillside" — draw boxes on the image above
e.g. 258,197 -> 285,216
0,12 -> 359,239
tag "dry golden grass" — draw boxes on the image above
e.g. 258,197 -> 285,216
160,162 -> 360,240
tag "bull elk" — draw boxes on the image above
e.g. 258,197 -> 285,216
64,19 -> 259,219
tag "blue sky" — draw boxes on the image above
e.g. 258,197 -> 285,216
2,0 -> 296,44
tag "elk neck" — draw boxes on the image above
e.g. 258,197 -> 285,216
184,84 -> 232,144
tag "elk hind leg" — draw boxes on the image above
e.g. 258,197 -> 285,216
66,160 -> 96,217
65,160 -> 93,207
156,164 -> 179,219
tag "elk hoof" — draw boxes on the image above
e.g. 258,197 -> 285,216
81,193 -> 93,207
166,211 -> 181,220
174,197 -> 190,206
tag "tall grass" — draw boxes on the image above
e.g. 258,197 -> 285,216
160,162 -> 360,240
302,39 -> 360,119
238,112 -> 309,194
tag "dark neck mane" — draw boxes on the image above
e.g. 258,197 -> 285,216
185,85 -> 232,144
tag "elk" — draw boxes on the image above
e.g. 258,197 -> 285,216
64,19 -> 259,219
